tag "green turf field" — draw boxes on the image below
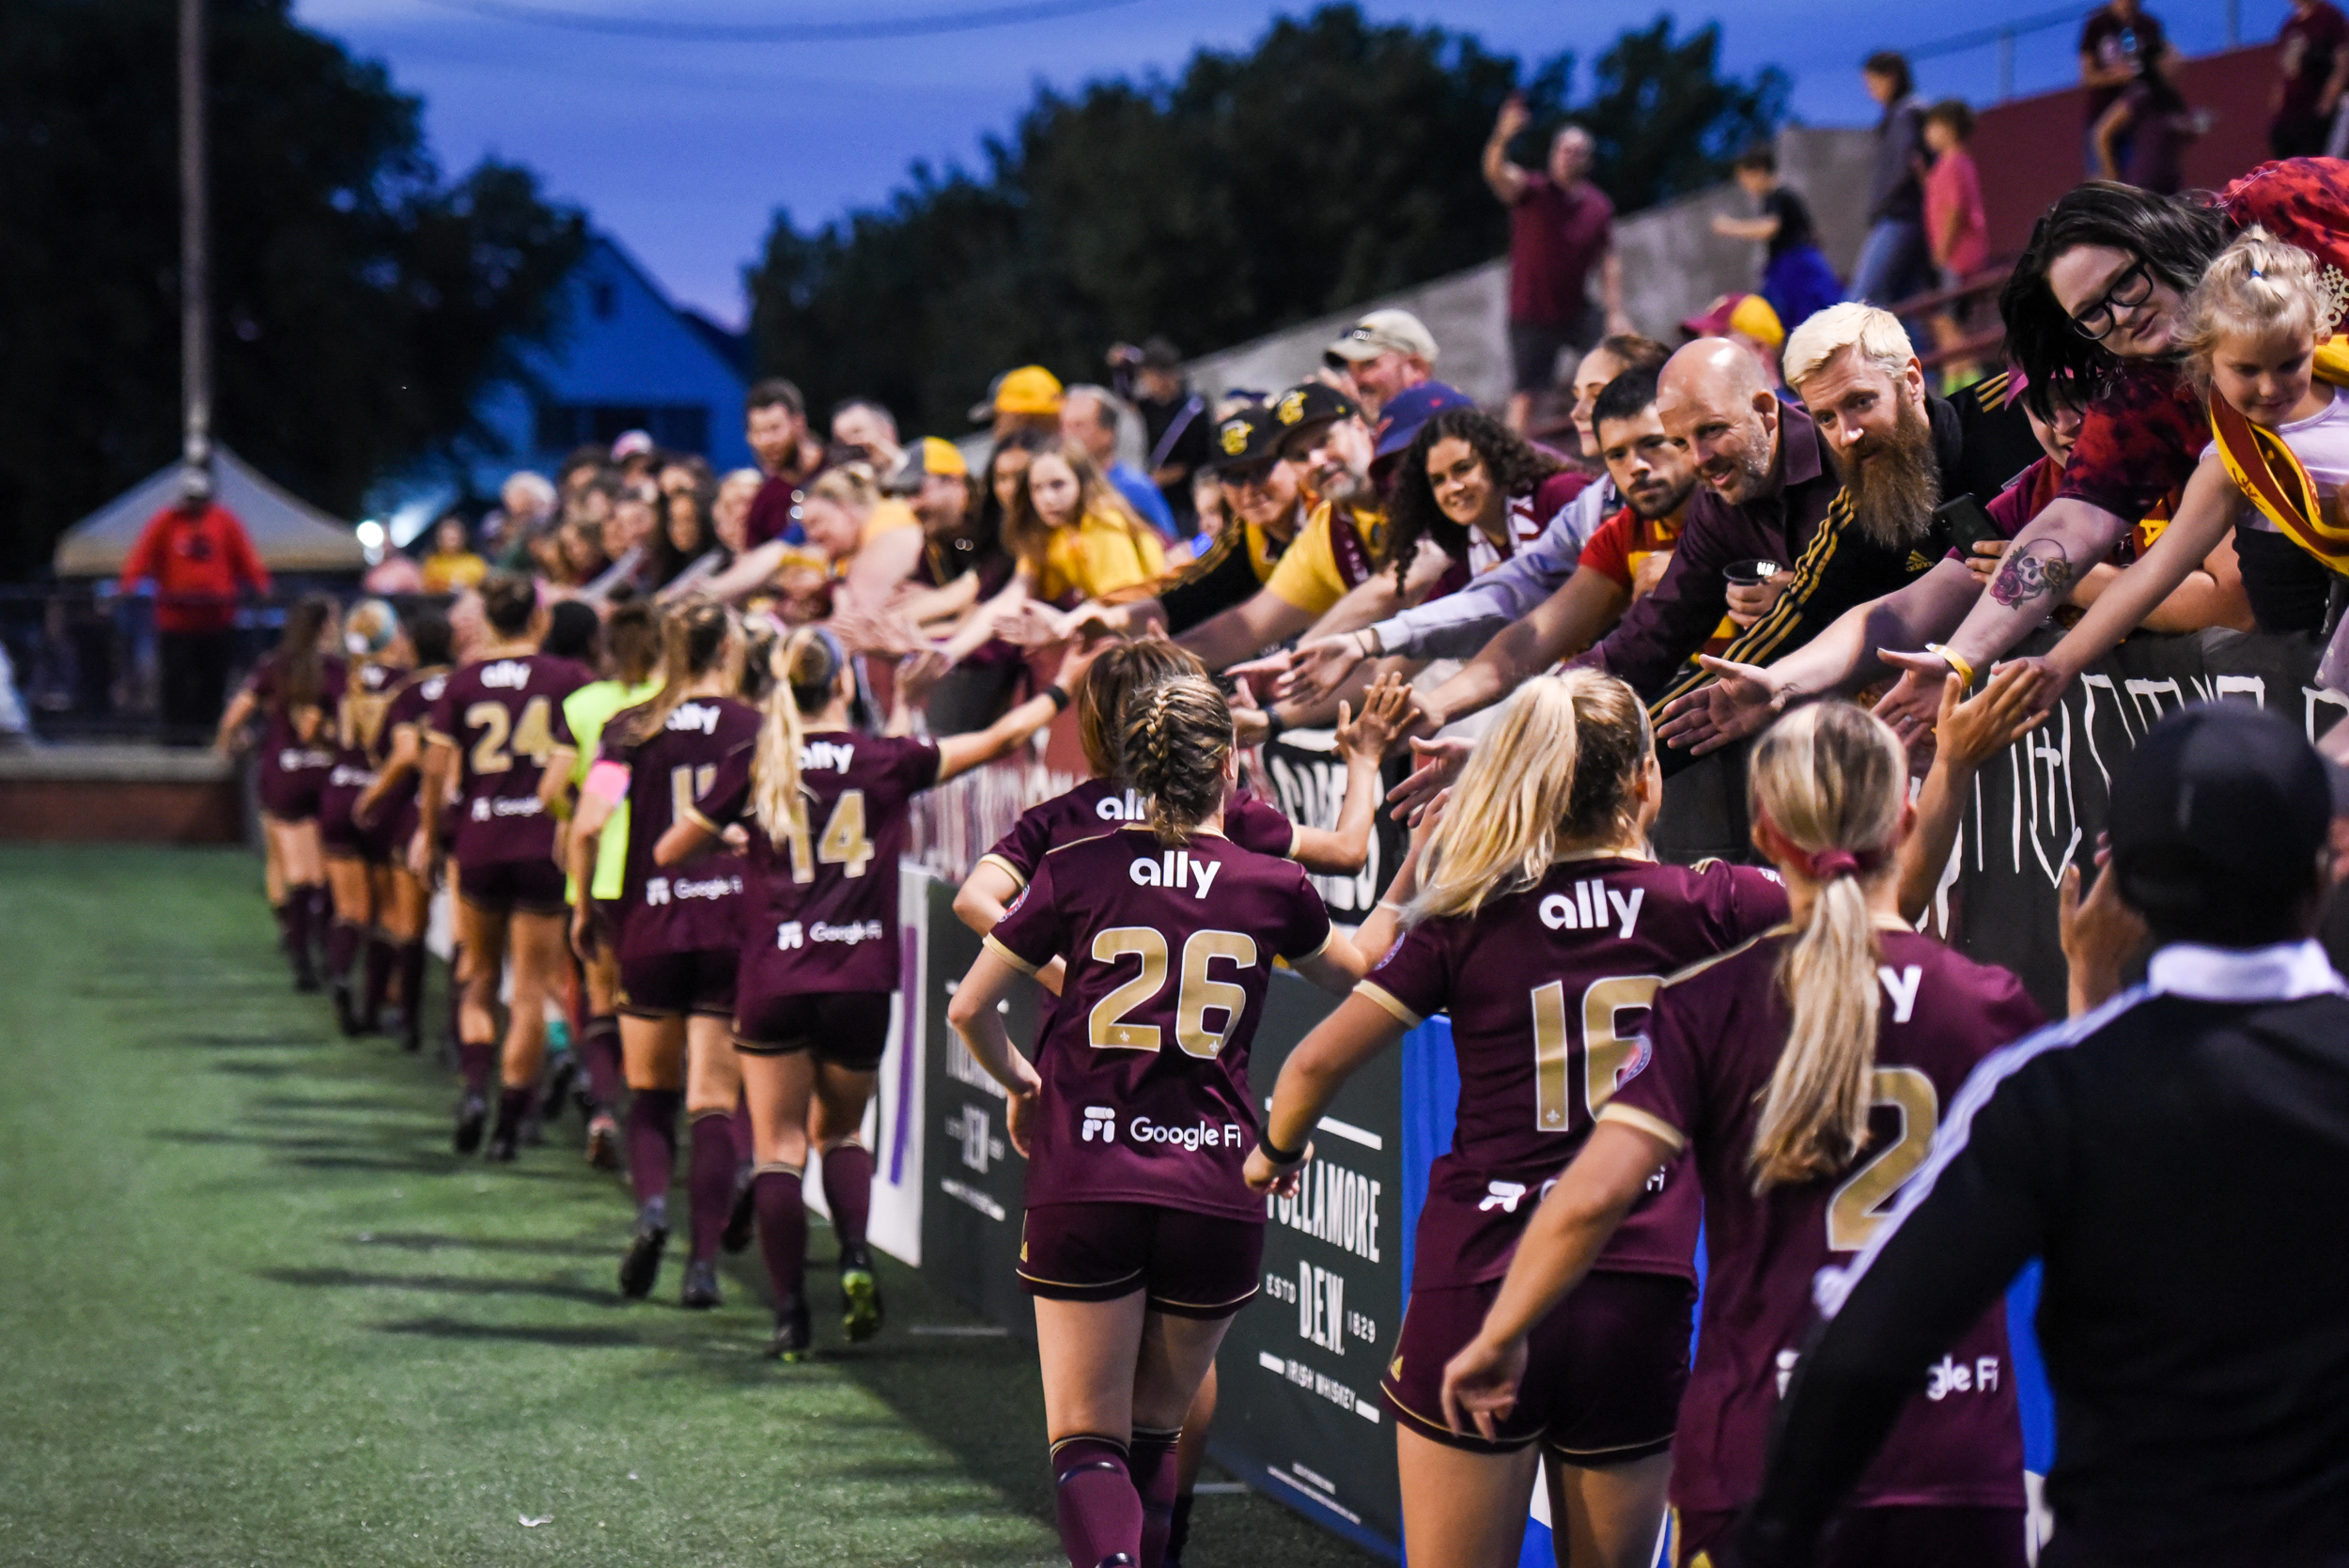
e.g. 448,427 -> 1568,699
0,846 -> 1379,1567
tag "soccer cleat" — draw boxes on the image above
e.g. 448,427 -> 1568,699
539,1055 -> 579,1130
679,1258 -> 722,1310
720,1168 -> 755,1254
452,1092 -> 488,1155
292,955 -> 320,994
840,1243 -> 883,1343
583,1112 -> 622,1172
484,1125 -> 519,1163
767,1295 -> 812,1361
618,1200 -> 668,1299
332,979 -> 361,1037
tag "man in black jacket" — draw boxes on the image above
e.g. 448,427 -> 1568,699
1735,702 -> 2349,1568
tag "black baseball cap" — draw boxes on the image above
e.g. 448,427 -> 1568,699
1270,381 -> 1361,439
2108,703 -> 2337,924
1206,406 -> 1282,473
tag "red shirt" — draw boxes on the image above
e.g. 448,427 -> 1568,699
1508,175 -> 1613,328
117,504 -> 271,633
1923,146 -> 1987,276
1578,506 -> 1737,657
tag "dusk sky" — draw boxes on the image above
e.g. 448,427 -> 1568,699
294,0 -> 2281,328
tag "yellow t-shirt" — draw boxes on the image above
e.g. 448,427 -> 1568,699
1261,502 -> 1386,617
420,551 -> 488,595
1038,510 -> 1167,604
863,498 -> 921,546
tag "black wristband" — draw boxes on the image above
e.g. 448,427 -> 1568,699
1257,1128 -> 1306,1165
1261,708 -> 1286,744
1044,683 -> 1071,713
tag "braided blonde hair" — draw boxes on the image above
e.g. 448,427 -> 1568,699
2181,226 -> 2343,397
1120,674 -> 1232,846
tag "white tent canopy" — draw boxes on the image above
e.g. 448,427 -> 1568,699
54,446 -> 365,577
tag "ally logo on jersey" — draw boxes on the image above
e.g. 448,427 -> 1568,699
1129,847 -> 1222,899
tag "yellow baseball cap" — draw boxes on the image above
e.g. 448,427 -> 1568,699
916,436 -> 969,477
971,365 -> 1065,422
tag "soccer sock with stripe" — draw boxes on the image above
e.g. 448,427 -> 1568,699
685,1110 -> 738,1265
1050,1434 -> 1143,1568
820,1141 -> 874,1254
1128,1427 -> 1181,1568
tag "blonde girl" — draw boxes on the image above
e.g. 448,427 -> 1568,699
1439,701 -> 2045,1568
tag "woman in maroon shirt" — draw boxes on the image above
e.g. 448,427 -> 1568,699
1248,671 -> 1786,1568
214,593 -> 341,993
1441,702 -> 2045,1568
317,600 -> 410,1037
658,626 -> 1098,1359
353,606 -> 455,1055
947,674 -> 1368,1568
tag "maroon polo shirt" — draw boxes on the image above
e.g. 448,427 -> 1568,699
1508,175 -> 1614,329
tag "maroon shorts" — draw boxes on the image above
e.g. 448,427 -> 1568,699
456,857 -> 566,917
257,753 -> 332,822
1384,1269 -> 1693,1463
618,947 -> 738,1018
1019,1202 -> 1264,1319
1673,1505 -> 2027,1568
734,989 -> 894,1068
318,777 -> 391,863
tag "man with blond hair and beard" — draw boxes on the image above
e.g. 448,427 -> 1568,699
1646,304 -> 2043,757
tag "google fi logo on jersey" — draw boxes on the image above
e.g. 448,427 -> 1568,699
1081,1106 -> 1117,1142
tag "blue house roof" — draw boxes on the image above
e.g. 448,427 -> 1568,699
373,233 -> 754,541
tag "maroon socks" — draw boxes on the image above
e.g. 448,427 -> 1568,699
458,1042 -> 496,1096
820,1141 -> 875,1253
362,934 -> 395,1026
325,919 -> 362,983
578,1016 -> 625,1114
626,1089 -> 681,1206
752,1165 -> 808,1306
395,940 -> 427,1049
491,1086 -> 531,1149
685,1111 -> 739,1264
1129,1428 -> 1181,1568
286,886 -> 322,983
1050,1435 -> 1143,1568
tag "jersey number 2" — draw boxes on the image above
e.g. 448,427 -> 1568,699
1088,927 -> 1257,1058
1825,1066 -> 1939,1252
1530,975 -> 1660,1131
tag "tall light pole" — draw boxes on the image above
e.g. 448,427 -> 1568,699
179,0 -> 211,469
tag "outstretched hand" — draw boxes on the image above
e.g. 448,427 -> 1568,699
1335,673 -> 1418,763
1278,633 -> 1368,706
1656,656 -> 1782,754
1935,663 -> 2050,775
1872,652 -> 1958,751
1388,736 -> 1470,824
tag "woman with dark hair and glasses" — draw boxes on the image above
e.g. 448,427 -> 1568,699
1869,162 -> 2349,727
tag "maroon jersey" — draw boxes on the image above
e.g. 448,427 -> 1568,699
247,652 -> 342,775
427,653 -> 593,868
331,660 -> 402,778
1362,857 -> 1787,1290
692,729 -> 940,994
986,826 -> 1335,1222
1602,928 -> 2044,1514
976,776 -> 1298,891
597,696 -> 760,958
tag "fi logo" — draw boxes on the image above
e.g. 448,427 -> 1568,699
1081,1106 -> 1117,1143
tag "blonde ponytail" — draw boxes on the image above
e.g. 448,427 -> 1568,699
1408,670 -> 1650,924
1746,701 -> 1908,1191
624,601 -> 737,747
751,626 -> 844,846
2181,225 -> 2341,396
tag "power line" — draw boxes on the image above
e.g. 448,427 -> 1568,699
411,0 -> 1149,41
1904,6 -> 2082,60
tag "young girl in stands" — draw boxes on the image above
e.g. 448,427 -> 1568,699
657,627 -> 1101,1358
953,638 -> 1412,942
948,674 -> 1368,1568
1440,701 -> 2044,1567
353,606 -> 454,1053
417,572 -> 594,1161
216,593 -> 341,992
562,603 -> 755,1308
1248,671 -> 1787,1568
317,599 -> 410,1036
2005,229 -> 2349,724
540,600 -> 662,1169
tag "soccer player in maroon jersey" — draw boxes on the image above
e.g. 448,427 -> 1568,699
317,600 -> 409,1037
215,594 -> 341,992
947,674 -> 1370,1568
355,606 -> 454,1053
954,638 -> 1410,944
657,625 -> 1103,1358
1440,701 -> 2046,1568
415,573 -> 595,1161
1248,669 -> 1789,1568
560,603 -> 756,1308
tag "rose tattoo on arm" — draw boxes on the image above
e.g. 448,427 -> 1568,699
1988,537 -> 2074,608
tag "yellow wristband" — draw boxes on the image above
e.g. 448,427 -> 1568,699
1923,644 -> 1977,691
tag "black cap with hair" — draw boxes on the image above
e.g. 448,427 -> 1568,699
2108,704 -> 2339,942
1206,406 -> 1282,472
1269,381 -> 1361,434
